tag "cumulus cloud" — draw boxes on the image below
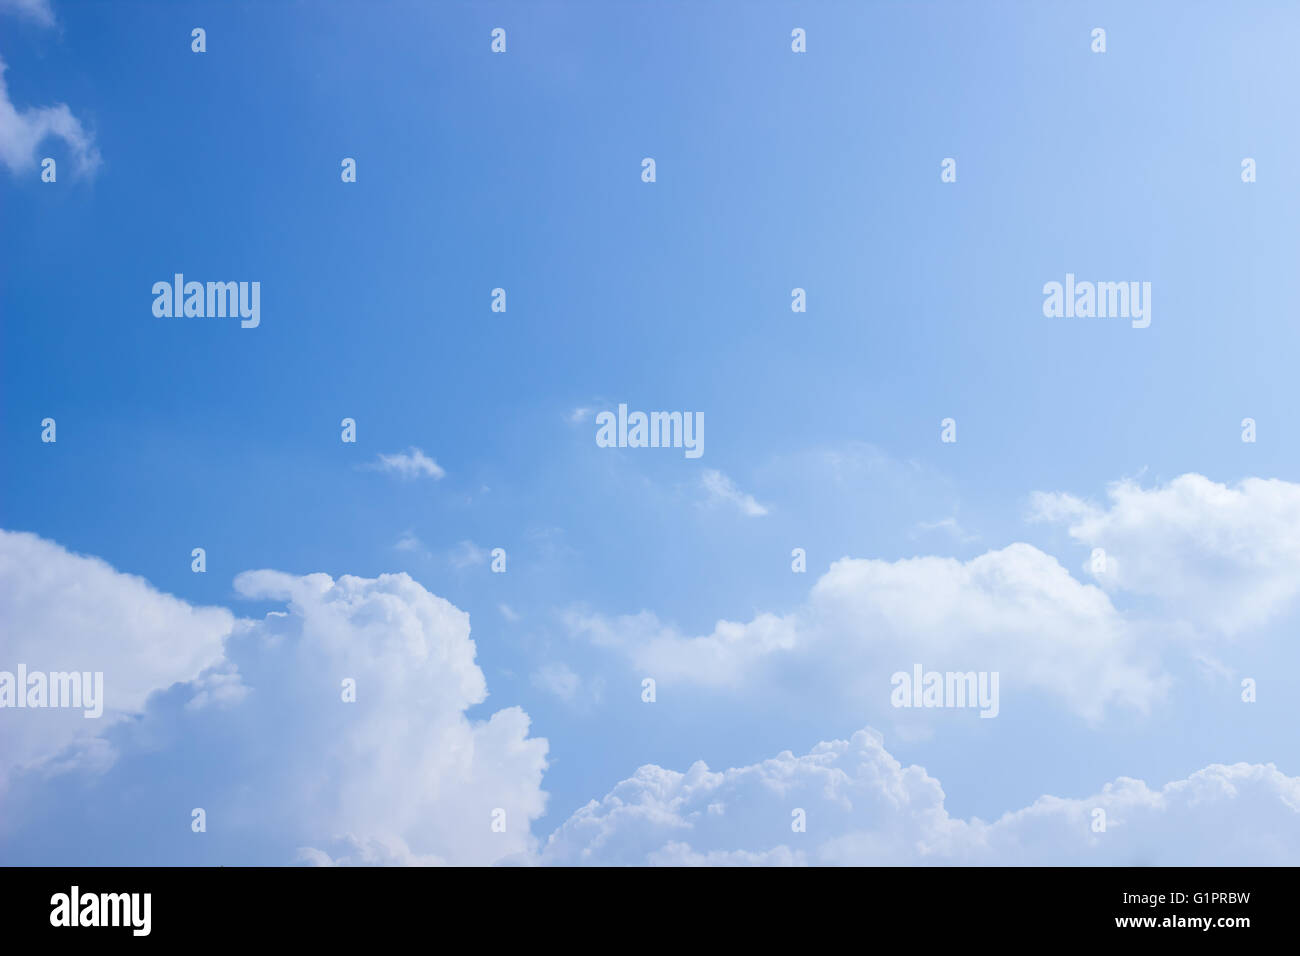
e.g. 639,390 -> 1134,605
368,447 -> 445,480
1030,474 -> 1300,634
542,727 -> 1300,865
0,530 -> 234,789
700,469 -> 768,517
0,531 -> 547,864
227,568 -> 549,865
0,57 -> 101,177
569,542 -> 1164,721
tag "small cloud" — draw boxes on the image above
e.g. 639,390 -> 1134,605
393,531 -> 431,558
0,0 -> 55,28
499,603 -> 521,622
367,447 -> 445,480
700,469 -> 768,517
531,662 -> 580,702
449,540 -> 487,569
0,56 -> 101,178
567,407 -> 593,424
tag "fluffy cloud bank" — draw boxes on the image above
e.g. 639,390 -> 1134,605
229,569 -> 548,865
542,727 -> 1300,866
573,473 -> 1300,722
1031,474 -> 1300,635
571,543 -> 1163,721
0,530 -> 547,864
0,530 -> 234,790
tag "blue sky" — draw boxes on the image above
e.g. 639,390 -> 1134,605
3,0 -> 1300,865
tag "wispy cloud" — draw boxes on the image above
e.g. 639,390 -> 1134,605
700,469 -> 768,517
367,447 -> 445,480
912,517 -> 978,543
0,0 -> 56,28
393,530 -> 432,559
531,662 -> 580,702
0,56 -> 101,178
448,540 -> 487,569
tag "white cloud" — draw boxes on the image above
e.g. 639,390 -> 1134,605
567,407 -> 593,424
0,0 -> 55,28
297,835 -> 447,867
542,727 -> 1300,865
1031,474 -> 1300,634
700,469 -> 768,517
369,447 -> 445,480
570,542 -> 1164,721
499,603 -> 521,622
0,57 -> 100,177
228,568 -> 550,865
0,530 -> 234,788
0,531 -> 548,865
183,663 -> 249,712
